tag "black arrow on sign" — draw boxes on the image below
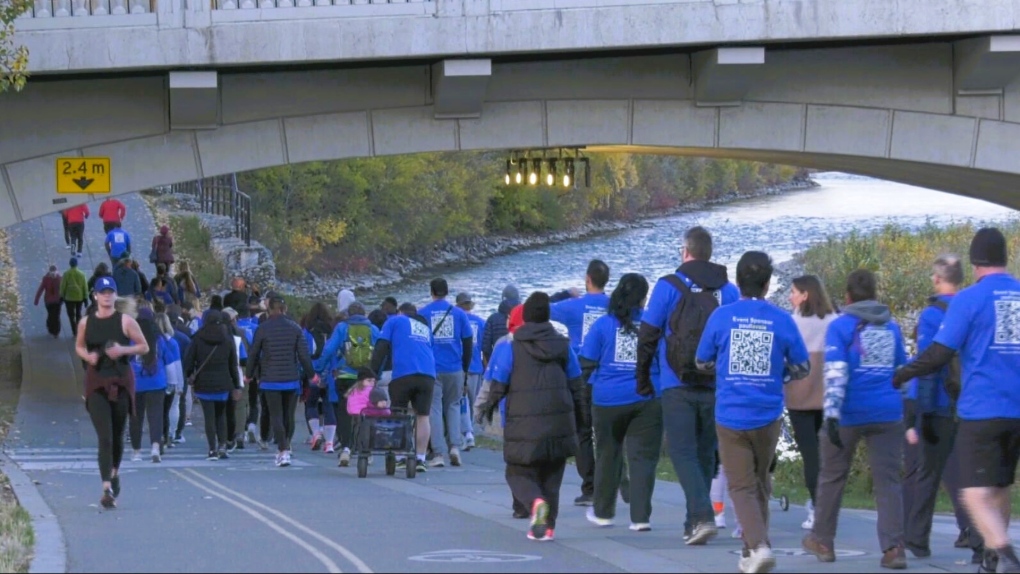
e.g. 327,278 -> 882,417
72,177 -> 94,191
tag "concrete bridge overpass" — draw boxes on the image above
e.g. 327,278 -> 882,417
3,1 -> 1020,226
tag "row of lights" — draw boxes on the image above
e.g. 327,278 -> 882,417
504,150 -> 591,189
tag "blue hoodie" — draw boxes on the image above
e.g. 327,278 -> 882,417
313,315 -> 381,401
824,300 -> 907,426
132,336 -> 174,393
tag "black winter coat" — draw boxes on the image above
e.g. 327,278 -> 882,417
183,322 -> 240,395
485,322 -> 588,466
245,314 -> 315,383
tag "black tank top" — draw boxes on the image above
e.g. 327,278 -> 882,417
85,312 -> 131,377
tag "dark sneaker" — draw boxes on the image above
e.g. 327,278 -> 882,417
110,475 -> 120,499
415,460 -> 428,473
802,533 -> 836,562
513,509 -> 529,519
683,527 -> 693,543
881,546 -> 907,569
955,528 -> 971,548
217,450 -> 229,460
100,488 -> 116,509
685,522 -> 718,545
207,451 -> 219,461
906,543 -> 930,558
574,493 -> 593,506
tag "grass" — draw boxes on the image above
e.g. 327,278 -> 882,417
0,345 -> 33,574
168,215 -> 224,293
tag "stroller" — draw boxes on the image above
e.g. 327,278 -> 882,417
353,407 -> 418,479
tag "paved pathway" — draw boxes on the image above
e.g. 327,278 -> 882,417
3,196 -> 1011,573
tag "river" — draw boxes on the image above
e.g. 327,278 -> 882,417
367,173 -> 1018,318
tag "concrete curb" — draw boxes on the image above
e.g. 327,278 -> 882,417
0,451 -> 67,574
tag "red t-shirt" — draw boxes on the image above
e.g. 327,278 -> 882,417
64,204 -> 90,224
99,199 -> 126,223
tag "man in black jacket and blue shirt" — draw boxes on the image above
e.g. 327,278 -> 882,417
637,226 -> 740,545
245,294 -> 318,468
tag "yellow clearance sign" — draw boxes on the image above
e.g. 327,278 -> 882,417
56,157 -> 111,194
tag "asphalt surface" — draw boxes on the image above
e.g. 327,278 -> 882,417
3,195 -> 1013,573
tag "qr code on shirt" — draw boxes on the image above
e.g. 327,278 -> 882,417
582,311 -> 604,342
471,323 -> 480,345
431,311 -> 454,340
728,329 -> 774,376
859,328 -> 895,367
614,329 -> 638,364
994,300 -> 1020,344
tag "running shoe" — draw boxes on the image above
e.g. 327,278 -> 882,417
528,498 -> 550,541
100,488 -> 116,509
110,475 -> 120,498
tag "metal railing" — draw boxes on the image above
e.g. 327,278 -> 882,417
168,174 -> 252,247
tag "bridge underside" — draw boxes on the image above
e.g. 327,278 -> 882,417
4,43 -> 1020,227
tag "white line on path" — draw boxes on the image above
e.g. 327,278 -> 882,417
183,468 -> 374,574
169,469 -> 343,574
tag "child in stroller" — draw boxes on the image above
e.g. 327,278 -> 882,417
346,368 -> 417,478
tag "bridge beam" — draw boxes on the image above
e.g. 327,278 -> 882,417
955,35 -> 1020,94
692,47 -> 765,107
169,71 -> 220,130
431,59 -> 491,119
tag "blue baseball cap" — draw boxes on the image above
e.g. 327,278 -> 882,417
94,276 -> 117,293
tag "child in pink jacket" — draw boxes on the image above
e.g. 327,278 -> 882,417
346,368 -> 391,417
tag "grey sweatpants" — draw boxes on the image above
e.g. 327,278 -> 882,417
430,371 -> 463,456
812,421 -> 904,552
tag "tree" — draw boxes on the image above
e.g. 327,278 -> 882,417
1,0 -> 31,93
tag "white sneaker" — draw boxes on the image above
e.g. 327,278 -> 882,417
131,450 -> 142,462
339,448 -> 351,467
586,507 -> 613,527
449,447 -> 462,467
280,451 -> 291,467
732,526 -> 743,539
246,424 -> 257,445
801,509 -> 815,530
428,455 -> 446,468
464,433 -> 476,450
715,512 -> 727,529
739,545 -> 776,573
629,523 -> 651,532
151,444 -> 161,463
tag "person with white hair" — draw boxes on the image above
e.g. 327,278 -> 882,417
337,288 -> 356,316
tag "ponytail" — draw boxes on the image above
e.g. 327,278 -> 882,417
608,273 -> 649,334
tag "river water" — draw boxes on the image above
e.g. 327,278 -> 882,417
368,173 -> 1018,318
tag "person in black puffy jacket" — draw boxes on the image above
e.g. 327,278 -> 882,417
183,310 -> 240,460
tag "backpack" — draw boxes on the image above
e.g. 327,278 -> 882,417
662,274 -> 719,388
344,322 -> 373,369
308,320 -> 332,362
924,299 -> 962,403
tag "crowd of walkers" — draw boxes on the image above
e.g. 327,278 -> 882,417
57,210 -> 1019,574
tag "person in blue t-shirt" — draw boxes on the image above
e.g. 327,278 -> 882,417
129,306 -> 173,464
418,278 -> 473,468
804,269 -> 908,569
475,292 -> 589,543
695,252 -> 810,573
893,228 -> 1020,573
550,258 -> 610,507
580,272 -> 663,532
104,223 -> 132,264
900,254 -> 975,561
455,292 -> 486,451
636,226 -> 740,544
370,303 -> 436,474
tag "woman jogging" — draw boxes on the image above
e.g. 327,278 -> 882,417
75,276 -> 149,509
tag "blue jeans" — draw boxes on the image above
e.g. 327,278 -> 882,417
662,386 -> 717,530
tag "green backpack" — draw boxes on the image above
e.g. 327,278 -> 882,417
344,323 -> 373,369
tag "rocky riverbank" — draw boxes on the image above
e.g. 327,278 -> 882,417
281,176 -> 820,300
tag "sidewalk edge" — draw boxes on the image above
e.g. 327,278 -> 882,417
0,451 -> 67,574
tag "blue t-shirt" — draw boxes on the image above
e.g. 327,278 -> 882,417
580,312 -> 653,407
907,294 -> 954,415
105,228 -> 131,258
465,312 -> 486,375
379,314 -> 436,380
642,271 -> 740,392
825,314 -> 907,426
419,299 -> 473,374
487,339 -> 583,384
550,292 -> 611,353
696,299 -> 809,430
132,336 -> 172,393
934,273 -> 1020,421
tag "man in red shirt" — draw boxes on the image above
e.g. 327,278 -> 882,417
63,204 -> 89,258
99,198 -> 126,234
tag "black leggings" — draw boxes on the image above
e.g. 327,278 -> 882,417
788,409 -> 823,504
130,390 -> 164,451
87,391 -> 130,483
201,399 -> 229,453
265,390 -> 298,452
65,300 -> 84,335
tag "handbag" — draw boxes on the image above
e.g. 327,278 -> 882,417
148,245 -> 158,264
186,345 -> 219,387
